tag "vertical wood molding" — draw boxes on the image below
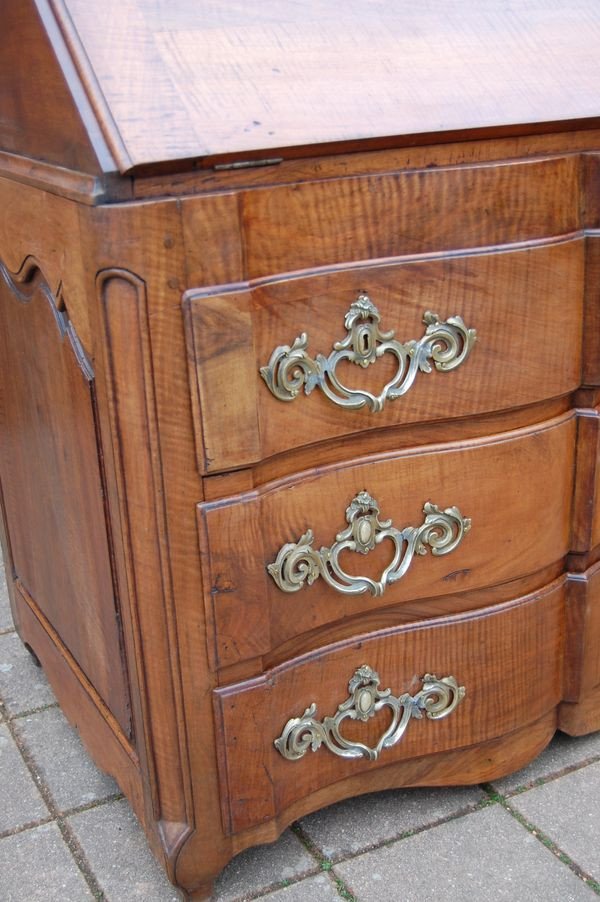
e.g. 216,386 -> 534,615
570,408 -> 600,554
97,267 -> 194,856
582,234 -> 600,386
562,562 -> 600,722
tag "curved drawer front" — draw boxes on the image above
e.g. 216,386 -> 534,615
198,413 -> 575,668
213,581 -> 565,835
185,238 -> 583,473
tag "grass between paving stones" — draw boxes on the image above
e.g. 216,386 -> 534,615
480,783 -> 600,896
288,794 -> 503,901
0,698 -> 111,901
291,824 -> 357,901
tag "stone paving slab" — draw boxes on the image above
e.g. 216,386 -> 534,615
335,804 -> 597,902
0,564 -> 13,632
68,799 -> 181,902
509,760 -> 600,881
0,631 -> 56,715
70,797 -> 322,902
13,705 -> 119,812
300,784 -> 485,860
0,722 -> 48,834
490,729 -> 600,795
0,822 -> 94,902
214,829 -> 319,901
259,872 -> 340,901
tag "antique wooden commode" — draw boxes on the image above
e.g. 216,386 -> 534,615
2,2 -> 600,898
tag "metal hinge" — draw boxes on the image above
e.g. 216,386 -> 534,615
213,157 -> 284,171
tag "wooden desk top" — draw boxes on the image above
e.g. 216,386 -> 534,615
3,1 -> 600,175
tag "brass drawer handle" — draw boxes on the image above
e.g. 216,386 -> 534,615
274,665 -> 466,761
267,491 -> 471,596
260,292 -> 476,412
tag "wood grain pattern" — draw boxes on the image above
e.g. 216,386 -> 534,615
239,157 -> 580,280
4,9 -> 600,896
563,563 -> 600,703
214,581 -> 565,834
571,408 -> 600,555
82,199 -> 229,891
10,579 -> 152,864
559,682 -> 600,736
98,267 -> 193,850
133,133 -> 600,200
0,259 -> 131,734
582,234 -> 600,386
0,176 -> 93,350
199,414 -> 575,669
53,1 -> 600,170
187,238 -> 583,473
0,0 -> 112,172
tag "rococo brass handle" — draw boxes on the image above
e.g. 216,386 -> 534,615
260,292 -> 476,412
274,665 -> 466,761
267,491 -> 471,596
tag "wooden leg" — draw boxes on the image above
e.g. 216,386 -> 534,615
22,641 -> 42,667
559,683 -> 600,736
180,879 -> 215,901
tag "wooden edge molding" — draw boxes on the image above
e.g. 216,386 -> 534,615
582,234 -> 600,386
183,230 -> 584,301
0,150 -> 128,205
38,0 -> 125,173
97,267 -> 194,857
570,408 -> 600,554
564,560 -> 600,704
15,578 -> 137,766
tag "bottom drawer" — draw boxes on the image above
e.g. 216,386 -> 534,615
214,579 -> 564,834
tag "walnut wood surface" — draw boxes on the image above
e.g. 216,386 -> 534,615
199,414 -> 574,669
214,582 -> 565,834
2,14 -> 600,895
0,259 -> 131,734
43,0 -> 600,171
0,0 -> 113,173
188,238 -> 583,473
236,156 -> 580,280
563,564 -> 600,703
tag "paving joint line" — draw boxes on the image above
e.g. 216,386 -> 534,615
481,783 -> 600,896
0,814 -> 54,841
289,795 -> 496,869
488,753 -> 600,799
0,790 -> 124,842
0,626 -> 15,636
218,861 -> 321,902
59,792 -> 126,820
6,701 -> 60,719
290,822 -> 358,902
2,709 -> 108,900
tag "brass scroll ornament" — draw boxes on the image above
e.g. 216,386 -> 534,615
267,491 -> 471,596
274,665 -> 466,761
260,293 -> 476,412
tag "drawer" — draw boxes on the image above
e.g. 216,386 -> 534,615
185,238 -> 583,473
198,413 -> 575,669
213,580 -> 565,834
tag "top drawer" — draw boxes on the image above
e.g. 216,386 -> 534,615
184,237 -> 583,473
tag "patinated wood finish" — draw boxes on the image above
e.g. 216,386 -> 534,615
2,3 -> 600,899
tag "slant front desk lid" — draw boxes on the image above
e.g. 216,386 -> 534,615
3,0 -> 600,175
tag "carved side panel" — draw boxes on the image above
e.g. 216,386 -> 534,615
0,258 -> 131,735
97,268 -> 193,853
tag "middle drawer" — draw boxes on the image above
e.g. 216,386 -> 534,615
197,412 -> 575,670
